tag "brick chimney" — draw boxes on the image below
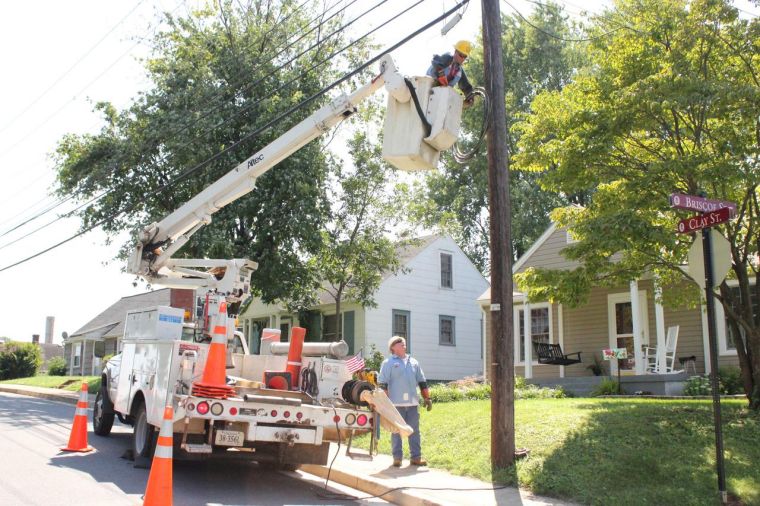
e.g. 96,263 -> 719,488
32,334 -> 40,344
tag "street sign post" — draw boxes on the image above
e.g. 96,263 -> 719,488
671,193 -> 737,505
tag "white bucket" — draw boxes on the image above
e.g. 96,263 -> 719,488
260,328 -> 281,355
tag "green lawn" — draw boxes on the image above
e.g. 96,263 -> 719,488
0,375 -> 100,394
355,398 -> 760,506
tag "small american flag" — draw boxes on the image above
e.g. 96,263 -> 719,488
344,352 -> 366,374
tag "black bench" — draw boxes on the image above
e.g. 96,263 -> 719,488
532,341 -> 582,366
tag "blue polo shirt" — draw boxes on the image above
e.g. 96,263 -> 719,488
378,354 -> 427,407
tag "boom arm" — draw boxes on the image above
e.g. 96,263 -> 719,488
127,55 -> 410,295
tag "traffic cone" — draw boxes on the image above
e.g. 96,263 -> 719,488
61,382 -> 93,452
143,405 -> 173,506
192,297 -> 234,399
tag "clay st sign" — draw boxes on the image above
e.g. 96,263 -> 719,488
677,207 -> 732,234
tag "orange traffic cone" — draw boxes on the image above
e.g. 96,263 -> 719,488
192,297 -> 234,399
61,382 -> 93,452
143,405 -> 174,506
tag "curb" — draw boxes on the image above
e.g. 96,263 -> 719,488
0,385 -> 82,405
301,463 -> 440,506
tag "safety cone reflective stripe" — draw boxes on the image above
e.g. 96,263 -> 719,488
62,382 -> 93,452
143,406 -> 173,506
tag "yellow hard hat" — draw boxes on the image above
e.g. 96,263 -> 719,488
454,40 -> 472,57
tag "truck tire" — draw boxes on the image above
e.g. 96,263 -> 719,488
93,389 -> 115,436
132,400 -> 156,460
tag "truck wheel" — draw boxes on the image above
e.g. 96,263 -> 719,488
93,389 -> 115,436
132,400 -> 156,459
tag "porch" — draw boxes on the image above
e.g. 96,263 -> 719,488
528,372 -> 689,397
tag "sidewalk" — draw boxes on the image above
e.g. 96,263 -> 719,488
0,383 -> 576,506
302,444 -> 577,506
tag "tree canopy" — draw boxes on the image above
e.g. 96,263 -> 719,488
54,1 -> 372,304
513,0 -> 760,407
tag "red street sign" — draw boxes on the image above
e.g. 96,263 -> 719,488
670,193 -> 736,217
677,208 -> 732,233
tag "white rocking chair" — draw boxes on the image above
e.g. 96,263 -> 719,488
643,325 -> 680,374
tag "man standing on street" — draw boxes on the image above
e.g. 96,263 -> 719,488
378,335 -> 432,467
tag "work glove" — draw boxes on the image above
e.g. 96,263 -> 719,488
423,397 -> 432,411
464,94 -> 475,108
437,75 -> 449,87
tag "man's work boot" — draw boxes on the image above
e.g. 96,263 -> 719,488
410,457 -> 427,466
393,458 -> 402,467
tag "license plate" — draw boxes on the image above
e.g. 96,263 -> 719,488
215,430 -> 244,447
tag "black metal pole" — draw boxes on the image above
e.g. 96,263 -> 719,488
702,227 -> 727,503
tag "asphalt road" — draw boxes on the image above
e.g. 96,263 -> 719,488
0,392 -> 384,506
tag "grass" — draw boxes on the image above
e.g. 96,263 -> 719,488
0,375 -> 101,394
354,398 -> 760,506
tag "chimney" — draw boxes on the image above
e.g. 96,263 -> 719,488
45,316 -> 55,344
32,334 -> 40,345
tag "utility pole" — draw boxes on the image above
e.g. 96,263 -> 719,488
482,0 -> 515,469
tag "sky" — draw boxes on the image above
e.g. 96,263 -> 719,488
0,0 -> 756,344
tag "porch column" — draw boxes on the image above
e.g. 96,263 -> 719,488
654,282 -> 667,374
558,304 -> 565,378
630,281 -> 645,375
524,304 -> 533,379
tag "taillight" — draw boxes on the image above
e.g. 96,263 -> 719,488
196,401 -> 210,415
333,415 -> 341,423
211,402 -> 224,416
229,407 -> 238,416
296,412 -> 303,420
270,410 -> 278,417
356,414 -> 368,426
284,411 -> 291,418
345,413 -> 356,425
187,402 -> 195,412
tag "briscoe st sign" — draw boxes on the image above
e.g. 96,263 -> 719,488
670,193 -> 737,217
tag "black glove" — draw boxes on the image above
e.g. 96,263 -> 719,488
423,398 -> 432,411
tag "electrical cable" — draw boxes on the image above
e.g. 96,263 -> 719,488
501,0 -> 624,42
300,363 -> 319,397
0,0 -> 147,135
0,0 -> 412,244
0,0 -> 352,235
0,0 -> 471,273
453,87 -> 489,163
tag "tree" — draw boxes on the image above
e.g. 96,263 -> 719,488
53,1 -> 372,304
311,113 -> 407,342
514,0 -> 760,408
406,2 -> 587,272
0,342 -> 41,380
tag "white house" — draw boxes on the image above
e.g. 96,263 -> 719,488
240,235 -> 489,381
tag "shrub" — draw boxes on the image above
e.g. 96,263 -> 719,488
46,357 -> 68,376
363,344 -> 385,372
0,341 -> 42,380
591,378 -> 622,396
427,378 -> 565,403
718,366 -> 743,395
683,375 -> 711,396
516,384 -> 567,399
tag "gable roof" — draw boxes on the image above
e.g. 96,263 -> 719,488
69,288 -> 173,340
512,223 -> 558,273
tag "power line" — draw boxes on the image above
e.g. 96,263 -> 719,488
501,0 -> 623,42
0,0 -> 471,273
0,0 -> 148,135
0,0 -> 403,244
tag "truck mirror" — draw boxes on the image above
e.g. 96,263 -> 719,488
93,341 -> 106,358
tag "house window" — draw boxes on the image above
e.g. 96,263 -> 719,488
718,284 -> 755,354
439,315 -> 455,346
323,314 -> 338,341
440,252 -> 453,288
515,305 -> 551,363
73,343 -> 82,367
392,309 -> 411,351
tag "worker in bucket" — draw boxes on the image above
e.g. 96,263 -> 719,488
378,335 -> 432,467
426,40 -> 475,107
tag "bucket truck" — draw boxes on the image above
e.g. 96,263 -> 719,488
94,54 -> 463,469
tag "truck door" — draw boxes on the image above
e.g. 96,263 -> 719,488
113,342 -> 136,414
